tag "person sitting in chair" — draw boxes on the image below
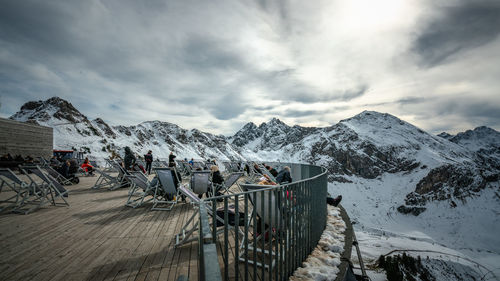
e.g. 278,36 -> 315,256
276,166 -> 292,184
81,157 -> 94,175
258,174 -> 277,185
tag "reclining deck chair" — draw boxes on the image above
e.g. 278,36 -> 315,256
238,183 -> 282,270
42,165 -> 74,186
175,185 -> 244,247
190,171 -> 211,197
258,164 -> 277,183
0,168 -> 28,213
20,165 -> 70,208
151,167 -> 179,211
0,168 -> 55,214
125,171 -> 155,208
213,172 -> 244,195
92,160 -> 128,190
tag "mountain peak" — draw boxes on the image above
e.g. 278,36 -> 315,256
348,110 -> 401,122
11,96 -> 88,125
259,117 -> 289,130
449,126 -> 500,152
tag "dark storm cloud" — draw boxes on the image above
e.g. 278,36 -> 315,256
412,1 -> 500,67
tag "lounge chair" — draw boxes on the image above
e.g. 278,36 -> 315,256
238,183 -> 282,270
174,185 -> 244,247
0,168 -> 27,213
213,172 -> 244,195
190,171 -> 211,197
124,171 -> 155,208
151,167 -> 180,211
41,165 -> 74,185
20,165 -> 69,208
258,164 -> 277,183
92,160 -> 128,190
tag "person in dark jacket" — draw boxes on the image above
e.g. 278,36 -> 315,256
168,151 -> 176,166
123,146 -> 136,171
276,166 -> 292,184
58,159 -> 71,178
144,150 -> 153,175
49,156 -> 60,168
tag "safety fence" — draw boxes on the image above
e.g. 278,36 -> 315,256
198,163 -> 328,281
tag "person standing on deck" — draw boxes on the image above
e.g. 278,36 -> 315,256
144,150 -> 153,175
168,151 -> 176,166
123,146 -> 136,171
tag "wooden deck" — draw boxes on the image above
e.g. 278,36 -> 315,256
0,173 -> 209,281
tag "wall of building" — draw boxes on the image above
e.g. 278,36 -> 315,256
0,118 -> 53,158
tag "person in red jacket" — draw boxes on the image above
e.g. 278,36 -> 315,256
81,157 -> 94,175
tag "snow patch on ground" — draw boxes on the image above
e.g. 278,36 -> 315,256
290,206 -> 346,281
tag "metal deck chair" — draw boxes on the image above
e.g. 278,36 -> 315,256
190,171 -> 211,197
1,168 -> 50,214
124,171 -> 155,208
213,172 -> 244,195
175,185 -> 244,247
0,168 -> 28,213
92,161 -> 128,190
258,164 -> 278,183
238,184 -> 282,270
152,168 -> 180,211
230,162 -> 241,173
42,165 -> 73,185
21,165 -> 70,207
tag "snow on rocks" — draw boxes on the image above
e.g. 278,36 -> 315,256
290,206 -> 346,281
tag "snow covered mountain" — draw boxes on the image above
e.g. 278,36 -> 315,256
231,110 -> 500,279
9,97 -> 500,279
10,97 -> 245,161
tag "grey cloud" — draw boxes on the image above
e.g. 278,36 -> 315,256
181,36 -> 248,72
288,84 -> 369,103
437,99 -> 500,121
364,96 -> 426,107
207,93 -> 247,120
337,85 -> 369,101
412,1 -> 500,67
397,97 -> 426,105
0,1 -> 83,59
254,105 -> 276,111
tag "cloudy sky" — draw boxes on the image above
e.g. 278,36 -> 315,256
0,0 -> 499,135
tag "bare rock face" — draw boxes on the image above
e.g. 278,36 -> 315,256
399,165 -> 487,213
93,118 -> 116,139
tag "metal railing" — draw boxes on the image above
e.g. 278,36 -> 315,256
198,163 -> 328,281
